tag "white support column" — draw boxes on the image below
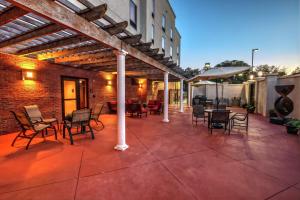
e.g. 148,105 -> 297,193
180,79 -> 184,112
114,50 -> 129,151
188,82 -> 192,107
163,71 -> 169,123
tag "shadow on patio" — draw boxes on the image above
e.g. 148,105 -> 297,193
0,107 -> 300,200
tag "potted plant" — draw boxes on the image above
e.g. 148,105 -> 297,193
285,119 -> 300,134
246,104 -> 256,113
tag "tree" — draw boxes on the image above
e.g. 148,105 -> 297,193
292,67 -> 300,75
172,66 -> 200,79
255,65 -> 286,76
215,60 -> 250,67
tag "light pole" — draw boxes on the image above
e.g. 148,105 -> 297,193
251,48 -> 259,71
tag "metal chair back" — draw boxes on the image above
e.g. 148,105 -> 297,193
71,109 -> 91,125
193,105 -> 204,117
24,105 -> 43,123
10,111 -> 32,131
211,110 -> 230,123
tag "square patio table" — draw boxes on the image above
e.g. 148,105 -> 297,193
204,109 -> 236,128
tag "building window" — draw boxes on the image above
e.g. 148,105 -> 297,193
162,13 -> 166,32
162,36 -> 165,52
170,27 -> 173,41
177,46 -> 180,55
170,45 -> 173,58
130,0 -> 137,29
151,24 -> 155,44
152,0 -> 155,18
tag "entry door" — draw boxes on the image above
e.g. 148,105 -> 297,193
62,77 -> 88,118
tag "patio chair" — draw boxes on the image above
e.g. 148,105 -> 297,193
230,112 -> 249,133
91,103 -> 104,129
148,100 -> 162,114
24,105 -> 58,134
192,105 -> 206,125
10,111 -> 54,150
209,110 -> 231,134
127,103 -> 148,118
63,109 -> 94,145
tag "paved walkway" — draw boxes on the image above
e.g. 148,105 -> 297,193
0,107 -> 300,200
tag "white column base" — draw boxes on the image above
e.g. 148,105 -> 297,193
114,144 -> 129,151
162,119 -> 170,123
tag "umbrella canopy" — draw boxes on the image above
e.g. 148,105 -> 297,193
192,80 -> 216,86
188,66 -> 250,82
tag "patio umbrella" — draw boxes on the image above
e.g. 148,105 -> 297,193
188,66 -> 250,109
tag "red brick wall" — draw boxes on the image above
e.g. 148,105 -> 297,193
0,53 -> 119,134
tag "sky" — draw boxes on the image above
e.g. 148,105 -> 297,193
169,0 -> 300,73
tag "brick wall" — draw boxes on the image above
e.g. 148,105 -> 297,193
0,53 -> 119,134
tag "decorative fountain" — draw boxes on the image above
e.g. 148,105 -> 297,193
270,85 -> 294,125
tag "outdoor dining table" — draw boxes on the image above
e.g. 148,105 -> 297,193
204,109 -> 236,128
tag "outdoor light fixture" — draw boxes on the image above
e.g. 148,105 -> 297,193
107,80 -> 112,86
22,69 -> 36,80
251,48 -> 259,72
249,74 -> 255,80
257,71 -> 264,77
139,83 -> 143,89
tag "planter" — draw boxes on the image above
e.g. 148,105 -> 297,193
285,125 -> 299,135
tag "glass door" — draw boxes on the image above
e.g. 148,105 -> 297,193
62,77 -> 88,119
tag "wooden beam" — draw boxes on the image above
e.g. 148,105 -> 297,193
120,34 -> 141,44
16,35 -> 89,55
37,43 -> 107,60
0,4 -> 107,49
7,0 -> 186,80
144,48 -> 159,56
103,21 -> 128,35
0,6 -> 28,26
71,56 -> 116,65
54,50 -> 113,63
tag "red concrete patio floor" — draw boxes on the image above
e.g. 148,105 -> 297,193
0,107 -> 300,200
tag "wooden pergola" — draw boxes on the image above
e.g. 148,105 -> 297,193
0,0 -> 185,80
0,0 -> 186,151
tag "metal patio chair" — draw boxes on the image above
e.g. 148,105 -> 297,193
10,111 -> 55,150
24,105 -> 58,134
91,103 -> 105,129
63,109 -> 94,145
231,112 -> 249,133
192,105 -> 206,125
209,110 -> 231,134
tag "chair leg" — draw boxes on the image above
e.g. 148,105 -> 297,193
63,124 -> 66,138
89,124 -> 95,139
11,130 -> 24,147
53,126 -> 57,140
67,127 -> 74,145
26,131 -> 40,150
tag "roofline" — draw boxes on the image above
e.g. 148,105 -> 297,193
166,0 -> 176,18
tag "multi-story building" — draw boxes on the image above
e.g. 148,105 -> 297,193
89,0 -> 181,66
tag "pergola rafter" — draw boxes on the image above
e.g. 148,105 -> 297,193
0,4 -> 107,49
0,6 -> 28,26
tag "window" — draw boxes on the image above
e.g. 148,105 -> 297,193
177,45 -> 180,55
152,0 -> 155,18
162,13 -> 166,32
170,27 -> 173,41
162,36 -> 165,52
151,24 -> 155,44
170,45 -> 173,58
130,0 -> 137,29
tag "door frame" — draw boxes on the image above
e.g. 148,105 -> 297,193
61,76 -> 89,120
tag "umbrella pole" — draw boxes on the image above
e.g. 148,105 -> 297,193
216,81 -> 219,110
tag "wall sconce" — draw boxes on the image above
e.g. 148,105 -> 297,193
22,69 -> 36,80
107,80 -> 112,86
139,83 -> 143,89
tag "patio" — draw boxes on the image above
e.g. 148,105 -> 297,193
0,107 -> 300,200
